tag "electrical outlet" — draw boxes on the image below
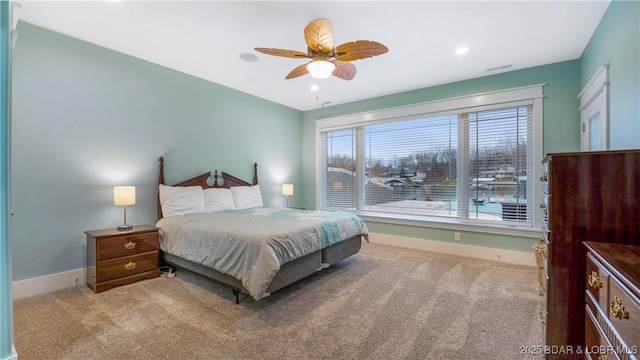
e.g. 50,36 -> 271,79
454,232 -> 461,241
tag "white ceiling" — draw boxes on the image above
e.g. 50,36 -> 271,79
16,1 -> 611,111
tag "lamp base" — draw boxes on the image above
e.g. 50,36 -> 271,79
117,225 -> 133,231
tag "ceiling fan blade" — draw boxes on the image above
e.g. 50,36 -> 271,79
332,60 -> 357,81
254,48 -> 309,59
285,63 -> 310,79
334,41 -> 389,61
304,18 -> 334,54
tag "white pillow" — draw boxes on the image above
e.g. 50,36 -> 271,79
158,184 -> 205,218
203,188 -> 236,213
230,185 -> 263,210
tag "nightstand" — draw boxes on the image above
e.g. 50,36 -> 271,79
85,225 -> 160,293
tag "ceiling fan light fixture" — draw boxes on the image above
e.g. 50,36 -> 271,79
307,60 -> 335,79
255,18 -> 387,81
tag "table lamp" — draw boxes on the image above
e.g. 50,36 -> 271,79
282,184 -> 293,208
114,186 -> 135,231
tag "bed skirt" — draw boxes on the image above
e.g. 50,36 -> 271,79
160,235 -> 362,301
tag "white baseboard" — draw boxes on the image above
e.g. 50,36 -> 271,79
368,232 -> 536,267
2,345 -> 18,360
12,267 -> 86,300
12,235 -> 534,299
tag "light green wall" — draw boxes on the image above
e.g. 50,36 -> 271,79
302,0 -> 639,254
580,0 -> 640,149
302,61 -> 581,253
10,23 -> 303,281
9,1 -> 636,280
1,2 -> 13,359
3,3 -> 638,357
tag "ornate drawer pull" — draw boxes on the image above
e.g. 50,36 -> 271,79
540,314 -> 547,325
538,282 -> 547,296
588,271 -> 603,289
534,236 -> 547,259
598,355 -> 607,360
539,173 -> 548,182
124,242 -> 136,250
534,236 -> 547,294
610,296 -> 630,320
124,262 -> 136,270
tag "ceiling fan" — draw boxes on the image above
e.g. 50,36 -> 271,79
255,18 -> 388,81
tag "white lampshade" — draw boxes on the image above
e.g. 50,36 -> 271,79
114,186 -> 136,206
307,60 -> 335,79
282,184 -> 294,196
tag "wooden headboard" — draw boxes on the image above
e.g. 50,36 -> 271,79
157,156 -> 258,220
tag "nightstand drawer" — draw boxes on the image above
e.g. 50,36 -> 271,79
96,252 -> 158,283
86,225 -> 160,292
97,232 -> 158,260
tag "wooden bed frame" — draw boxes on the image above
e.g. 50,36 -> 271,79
157,156 -> 362,303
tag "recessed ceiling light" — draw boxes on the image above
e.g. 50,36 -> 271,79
239,53 -> 259,62
455,47 -> 469,55
310,85 -> 319,91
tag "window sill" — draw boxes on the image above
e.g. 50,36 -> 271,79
356,211 -> 541,238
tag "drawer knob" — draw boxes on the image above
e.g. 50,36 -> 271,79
610,296 -> 630,320
124,242 -> 136,250
588,271 -> 603,289
598,356 -> 607,360
124,262 -> 136,270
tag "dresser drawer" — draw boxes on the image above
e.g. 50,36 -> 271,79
586,253 -> 610,314
609,276 -> 640,352
540,161 -> 549,194
96,251 -> 158,283
97,232 -> 158,260
539,194 -> 550,228
584,242 -> 640,360
584,303 -> 619,360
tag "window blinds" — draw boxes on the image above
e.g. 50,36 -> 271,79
468,105 -> 532,223
320,102 -> 534,226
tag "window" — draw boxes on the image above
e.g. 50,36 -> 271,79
317,85 -> 543,230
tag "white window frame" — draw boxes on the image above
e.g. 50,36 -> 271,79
315,85 -> 545,236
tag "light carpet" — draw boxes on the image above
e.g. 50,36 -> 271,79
14,242 -> 544,360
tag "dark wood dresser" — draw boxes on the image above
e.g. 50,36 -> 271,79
86,225 -> 160,292
584,242 -> 639,359
538,150 -> 640,359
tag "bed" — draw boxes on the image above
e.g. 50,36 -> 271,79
156,157 -> 369,303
